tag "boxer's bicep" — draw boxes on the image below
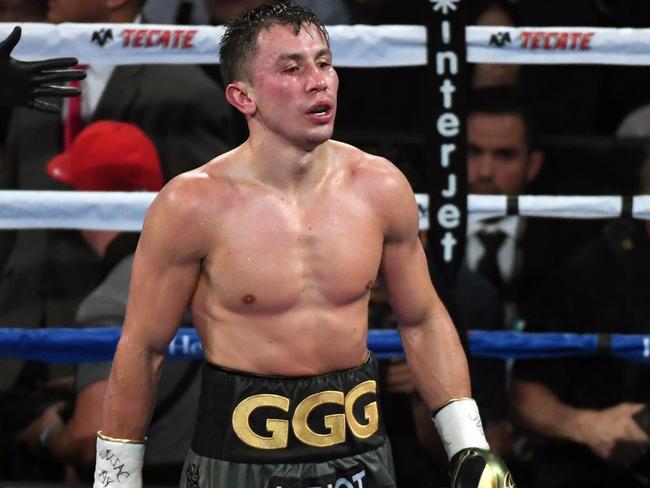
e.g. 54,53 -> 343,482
122,179 -> 205,355
381,235 -> 436,327
379,172 -> 436,326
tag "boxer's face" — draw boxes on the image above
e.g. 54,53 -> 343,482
244,23 -> 338,150
47,0 -> 108,23
467,112 -> 542,196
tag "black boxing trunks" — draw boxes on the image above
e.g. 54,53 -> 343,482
180,352 -> 396,488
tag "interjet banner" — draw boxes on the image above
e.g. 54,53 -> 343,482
424,0 -> 468,285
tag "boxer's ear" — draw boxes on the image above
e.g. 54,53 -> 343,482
225,81 -> 256,116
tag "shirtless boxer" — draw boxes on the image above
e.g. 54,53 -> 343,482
94,2 -> 513,487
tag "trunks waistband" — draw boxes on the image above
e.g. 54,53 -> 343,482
191,352 -> 387,463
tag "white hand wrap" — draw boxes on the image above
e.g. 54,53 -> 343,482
432,398 -> 490,460
93,431 -> 145,488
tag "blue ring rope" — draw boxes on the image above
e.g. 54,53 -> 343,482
0,327 -> 649,363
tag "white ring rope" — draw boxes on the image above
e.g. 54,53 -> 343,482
1,192 -> 649,231
2,21 -> 649,230
1,23 -> 650,66
0,191 -> 154,231
466,26 -> 650,66
468,195 -> 650,220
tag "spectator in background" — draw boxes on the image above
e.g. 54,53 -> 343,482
143,0 -> 357,26
0,0 -> 233,354
15,122 -> 202,485
468,0 -> 520,89
0,0 -> 46,21
465,85 -> 599,328
288,0 -> 356,24
466,86 -> 543,327
509,154 -> 650,487
617,103 -> 650,139
0,26 -> 84,114
42,0 -> 233,179
0,0 -> 69,176
203,0 -> 266,24
0,0 -> 233,479
464,87 -> 604,484
0,24 -> 85,183
203,0 -> 355,26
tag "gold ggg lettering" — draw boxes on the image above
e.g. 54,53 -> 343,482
232,394 -> 290,449
345,380 -> 379,439
232,381 -> 379,449
292,391 -> 345,447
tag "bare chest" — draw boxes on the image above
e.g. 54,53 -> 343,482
204,195 -> 383,311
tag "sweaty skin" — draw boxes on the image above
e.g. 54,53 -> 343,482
101,23 -> 470,441
146,142 -> 401,374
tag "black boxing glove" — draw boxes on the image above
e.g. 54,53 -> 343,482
433,398 -> 516,488
0,26 -> 85,113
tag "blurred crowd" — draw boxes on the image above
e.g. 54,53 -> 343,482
1,0 -> 650,487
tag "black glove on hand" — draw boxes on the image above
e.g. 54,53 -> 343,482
450,447 -> 515,488
0,26 -> 86,113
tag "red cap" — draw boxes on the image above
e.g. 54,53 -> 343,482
47,121 -> 164,192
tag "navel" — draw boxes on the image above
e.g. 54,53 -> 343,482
242,294 -> 256,305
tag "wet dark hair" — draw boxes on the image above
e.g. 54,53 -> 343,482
219,0 -> 329,86
468,85 -> 538,153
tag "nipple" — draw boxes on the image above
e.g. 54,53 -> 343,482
366,280 -> 374,291
242,294 -> 256,305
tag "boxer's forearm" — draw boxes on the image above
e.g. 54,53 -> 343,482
94,338 -> 159,488
398,304 -> 471,411
101,339 -> 164,440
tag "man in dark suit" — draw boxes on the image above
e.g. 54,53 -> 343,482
0,0 -> 233,391
465,86 -> 606,486
465,85 -> 597,328
466,86 -> 541,328
510,216 -> 650,487
508,111 -> 650,488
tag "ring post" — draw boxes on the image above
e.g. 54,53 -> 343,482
423,0 -> 469,287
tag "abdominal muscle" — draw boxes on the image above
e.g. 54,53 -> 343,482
191,291 -> 372,376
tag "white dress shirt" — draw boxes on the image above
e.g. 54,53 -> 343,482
466,214 -> 523,284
